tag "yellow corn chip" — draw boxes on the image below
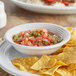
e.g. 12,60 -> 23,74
56,61 -> 67,66
67,27 -> 73,31
56,67 -> 72,76
31,55 -> 57,70
40,65 -> 61,76
12,57 -> 39,73
63,47 -> 76,53
31,55 -> 50,70
52,72 -> 61,76
65,43 -> 76,47
68,63 -> 76,71
40,74 -> 50,76
71,70 -> 76,76
56,52 -> 76,64
68,28 -> 76,44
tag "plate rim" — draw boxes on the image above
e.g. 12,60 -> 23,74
11,0 -> 76,10
0,27 -> 75,76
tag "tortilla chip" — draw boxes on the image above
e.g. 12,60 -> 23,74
68,63 -> 76,71
56,61 -> 67,66
31,55 -> 57,70
65,43 -> 76,47
68,28 -> 76,44
63,47 -> 76,53
31,55 -> 50,70
56,51 -> 76,64
40,74 -> 50,76
40,65 -> 61,75
12,57 -> 39,73
52,72 -> 61,76
56,67 -> 72,76
67,27 -> 73,32
71,70 -> 76,76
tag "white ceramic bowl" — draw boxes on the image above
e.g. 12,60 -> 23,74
5,23 -> 71,55
11,0 -> 76,14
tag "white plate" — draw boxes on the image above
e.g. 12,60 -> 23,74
11,0 -> 76,14
0,27 -> 73,76
0,41 -> 39,76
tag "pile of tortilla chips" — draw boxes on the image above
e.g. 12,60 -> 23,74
12,27 -> 76,76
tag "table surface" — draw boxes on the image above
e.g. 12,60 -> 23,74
0,0 -> 76,76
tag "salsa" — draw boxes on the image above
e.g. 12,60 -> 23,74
13,28 -> 63,46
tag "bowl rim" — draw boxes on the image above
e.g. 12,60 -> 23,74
11,0 -> 76,10
5,23 -> 71,49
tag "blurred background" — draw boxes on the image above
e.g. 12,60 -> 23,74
0,0 -> 76,75
0,0 -> 76,38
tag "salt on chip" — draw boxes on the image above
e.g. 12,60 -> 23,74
68,63 -> 76,71
56,67 -> 72,76
31,55 -> 57,70
40,65 -> 61,76
12,57 -> 39,73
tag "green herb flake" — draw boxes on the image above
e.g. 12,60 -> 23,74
39,41 -> 42,44
36,33 -> 41,37
53,41 -> 57,44
44,41 -> 48,45
29,35 -> 31,37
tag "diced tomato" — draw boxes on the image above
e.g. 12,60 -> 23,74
21,41 -> 25,45
62,1 -> 70,6
15,42 -> 21,44
49,43 -> 53,46
13,28 -> 62,46
38,28 -> 48,33
37,44 -> 42,46
28,38 -> 34,43
22,37 -> 28,42
34,43 -> 37,46
46,0 -> 56,3
36,37 -> 42,42
25,41 -> 33,46
46,37 -> 53,42
42,34 -> 48,38
19,32 -> 25,36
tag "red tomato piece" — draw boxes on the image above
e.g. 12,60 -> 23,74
46,37 -> 53,42
42,34 -> 48,38
25,41 -> 33,46
46,0 -> 56,3
62,1 -> 70,6
21,41 -> 25,45
22,38 -> 28,42
38,28 -> 48,33
37,44 -> 42,46
36,37 -> 42,42
19,32 -> 25,36
49,43 -> 53,46
34,43 -> 37,46
28,38 -> 34,43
